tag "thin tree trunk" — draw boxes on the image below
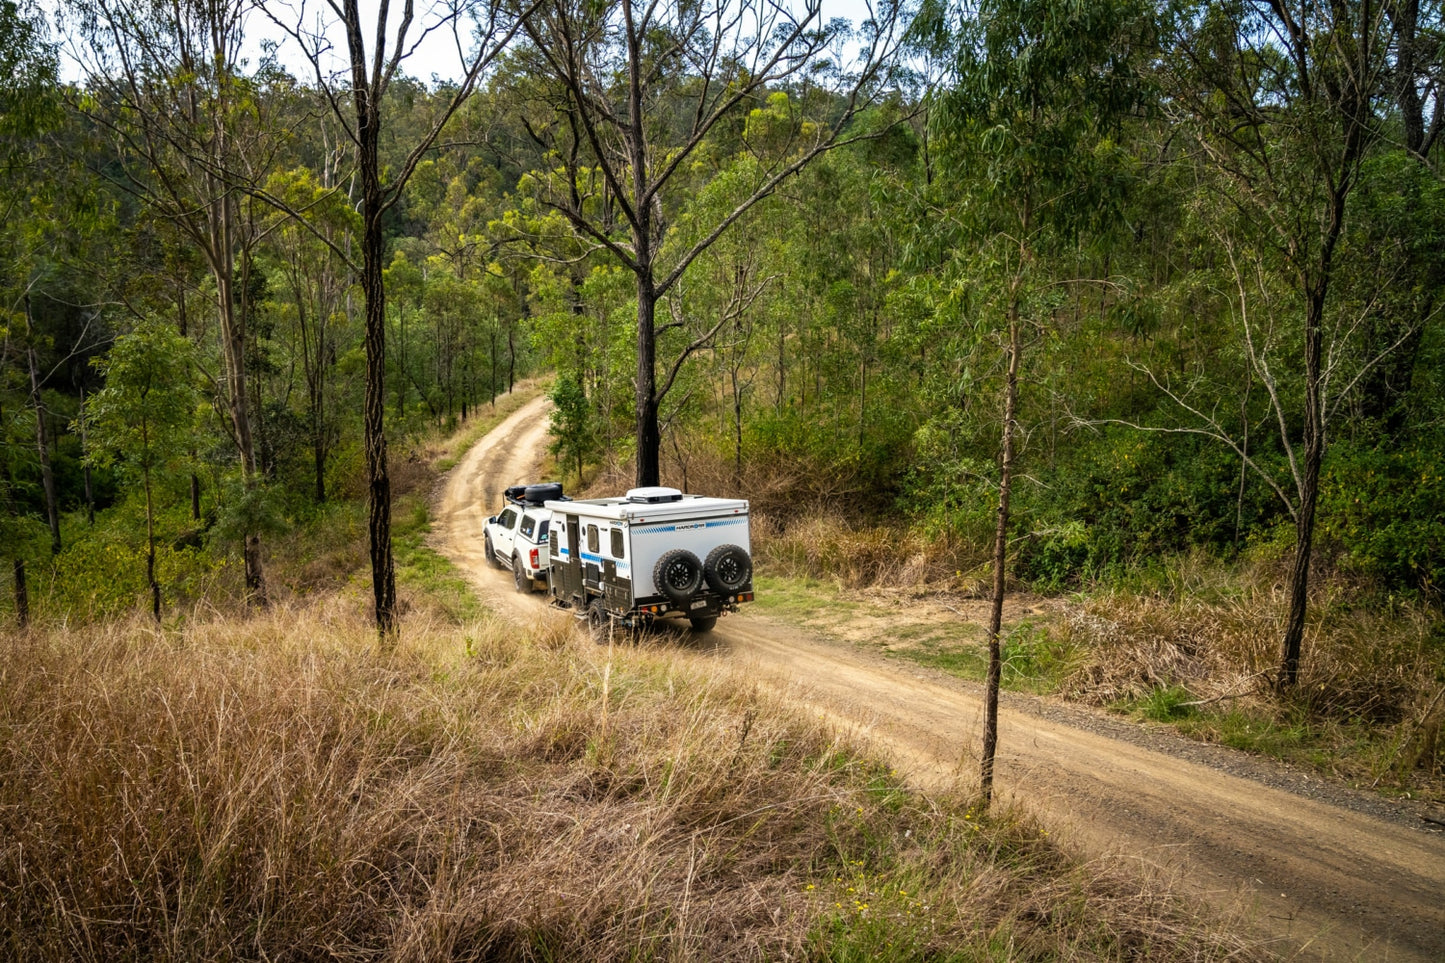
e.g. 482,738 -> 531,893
145,464 -> 160,622
635,277 -> 661,487
980,301 -> 1022,808
24,297 -> 60,555
396,304 -> 408,417
79,387 -> 96,526
1279,285 -> 1326,689
355,70 -> 397,643
733,366 -> 743,485
12,557 -> 27,629
212,188 -> 267,606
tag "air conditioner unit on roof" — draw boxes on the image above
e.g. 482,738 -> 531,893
626,486 -> 684,504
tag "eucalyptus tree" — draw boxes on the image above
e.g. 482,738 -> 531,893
1153,0 -> 1397,689
259,167 -> 360,503
514,0 -> 913,487
1,0 -> 63,619
923,0 -> 1154,804
84,321 -> 200,621
259,0 -> 534,639
63,0 -> 295,605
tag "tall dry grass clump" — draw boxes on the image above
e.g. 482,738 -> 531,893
1,601 -> 1264,961
1054,559 -> 1444,790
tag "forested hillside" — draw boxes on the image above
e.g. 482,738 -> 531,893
1,0 -> 1441,771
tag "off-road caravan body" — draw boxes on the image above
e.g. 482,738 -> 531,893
545,487 -> 755,634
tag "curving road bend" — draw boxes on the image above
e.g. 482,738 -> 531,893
434,394 -> 1445,962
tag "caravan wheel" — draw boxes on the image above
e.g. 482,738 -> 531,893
587,599 -> 611,642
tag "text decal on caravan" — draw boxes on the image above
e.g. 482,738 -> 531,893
634,518 -> 746,536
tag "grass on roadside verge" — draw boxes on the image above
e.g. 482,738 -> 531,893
1051,588 -> 1445,803
0,600 -> 1265,962
751,575 -> 1081,696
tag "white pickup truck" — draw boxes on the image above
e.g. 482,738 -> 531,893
544,486 -> 754,634
483,483 -> 565,592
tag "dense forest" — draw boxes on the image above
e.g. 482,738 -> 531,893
1,0 -> 1441,668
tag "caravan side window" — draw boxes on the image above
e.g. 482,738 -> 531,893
610,528 -> 625,559
587,525 -> 599,554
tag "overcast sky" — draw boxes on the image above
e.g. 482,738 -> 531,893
51,0 -> 893,86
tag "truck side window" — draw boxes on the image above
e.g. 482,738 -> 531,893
587,525 -> 599,554
499,508 -> 517,529
520,516 -> 535,539
537,520 -> 550,542
610,528 -> 624,559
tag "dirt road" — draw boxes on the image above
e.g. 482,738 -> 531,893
435,395 -> 1445,962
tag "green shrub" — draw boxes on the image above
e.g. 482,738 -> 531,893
1319,439 -> 1445,596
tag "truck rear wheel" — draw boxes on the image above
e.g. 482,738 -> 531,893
653,549 -> 703,605
703,544 -> 752,594
513,555 -> 532,593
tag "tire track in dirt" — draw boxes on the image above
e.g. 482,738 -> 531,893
435,398 -> 1445,962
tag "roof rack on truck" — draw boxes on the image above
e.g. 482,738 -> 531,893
503,482 -> 568,507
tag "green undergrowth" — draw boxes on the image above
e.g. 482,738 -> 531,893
6,383 -> 546,627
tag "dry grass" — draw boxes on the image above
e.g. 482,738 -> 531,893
1055,564 -> 1444,797
0,601 -> 1263,961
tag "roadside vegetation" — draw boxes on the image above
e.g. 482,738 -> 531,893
0,423 -> 1265,961
740,507 -> 1444,806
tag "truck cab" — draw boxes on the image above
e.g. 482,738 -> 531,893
483,483 -> 564,592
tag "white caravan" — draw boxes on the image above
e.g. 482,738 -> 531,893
544,486 -> 755,634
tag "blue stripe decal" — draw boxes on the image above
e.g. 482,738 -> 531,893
633,518 -> 747,535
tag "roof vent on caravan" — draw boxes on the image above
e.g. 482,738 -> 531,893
626,486 -> 684,504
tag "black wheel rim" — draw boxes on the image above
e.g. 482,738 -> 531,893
665,560 -> 692,590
